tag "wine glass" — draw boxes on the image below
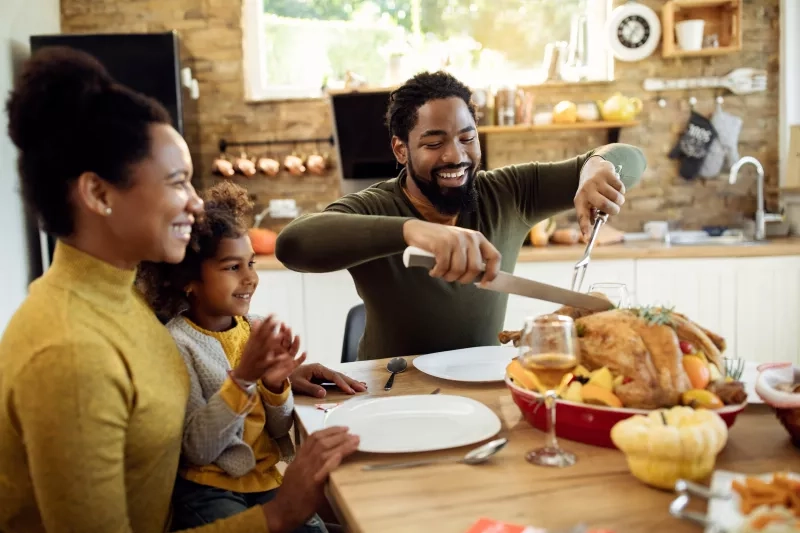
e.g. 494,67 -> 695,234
517,313 -> 580,467
587,282 -> 631,308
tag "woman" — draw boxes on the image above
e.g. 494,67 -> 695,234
0,46 -> 362,533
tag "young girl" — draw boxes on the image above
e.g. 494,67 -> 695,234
138,181 -> 326,532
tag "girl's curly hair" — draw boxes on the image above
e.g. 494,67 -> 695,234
137,180 -> 254,323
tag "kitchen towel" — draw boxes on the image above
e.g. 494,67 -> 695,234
669,110 -> 718,180
699,107 -> 743,178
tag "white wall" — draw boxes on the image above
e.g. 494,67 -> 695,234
0,0 -> 60,334
780,0 -> 800,187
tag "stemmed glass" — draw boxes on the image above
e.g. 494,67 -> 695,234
517,313 -> 580,467
587,282 -> 631,308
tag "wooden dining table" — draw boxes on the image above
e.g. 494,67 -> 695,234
293,356 -> 799,533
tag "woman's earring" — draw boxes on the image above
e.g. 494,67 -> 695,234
104,207 -> 112,216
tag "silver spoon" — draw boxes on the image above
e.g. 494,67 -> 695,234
362,438 -> 508,471
383,357 -> 407,391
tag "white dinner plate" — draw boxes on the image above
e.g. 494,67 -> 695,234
323,395 -> 502,453
705,470 -> 799,533
413,345 -> 518,383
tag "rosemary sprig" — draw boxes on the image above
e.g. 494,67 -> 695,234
629,305 -> 675,327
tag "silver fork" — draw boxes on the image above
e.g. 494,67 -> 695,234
570,211 -> 608,292
570,165 -> 621,292
669,479 -> 731,532
724,357 -> 745,381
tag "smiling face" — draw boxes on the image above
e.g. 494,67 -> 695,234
186,235 -> 259,330
392,96 -> 481,215
101,123 -> 202,264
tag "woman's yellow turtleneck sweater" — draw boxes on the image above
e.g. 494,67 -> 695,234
0,242 -> 268,533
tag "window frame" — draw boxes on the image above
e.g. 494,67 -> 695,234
242,0 -> 615,102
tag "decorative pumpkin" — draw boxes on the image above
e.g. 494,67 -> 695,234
529,218 -> 556,247
610,405 -> 728,490
248,228 -> 278,255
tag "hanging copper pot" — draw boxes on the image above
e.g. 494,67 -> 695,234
283,152 -> 306,176
306,153 -> 326,175
233,152 -> 256,178
212,154 -> 235,178
257,155 -> 281,177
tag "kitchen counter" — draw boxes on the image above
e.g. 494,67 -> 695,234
254,237 -> 800,270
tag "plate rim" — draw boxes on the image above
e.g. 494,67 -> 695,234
413,345 -> 517,383
322,394 -> 502,453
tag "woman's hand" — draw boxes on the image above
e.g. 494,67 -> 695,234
290,363 -> 368,398
261,427 -> 359,533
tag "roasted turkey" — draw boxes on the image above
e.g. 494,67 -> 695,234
498,302 -> 727,409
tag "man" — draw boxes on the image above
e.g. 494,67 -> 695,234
276,71 -> 646,360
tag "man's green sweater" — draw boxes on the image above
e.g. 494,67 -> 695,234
276,145 -> 646,360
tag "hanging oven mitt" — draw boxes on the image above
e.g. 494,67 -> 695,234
699,107 -> 743,178
715,107 -> 742,169
669,110 -> 718,180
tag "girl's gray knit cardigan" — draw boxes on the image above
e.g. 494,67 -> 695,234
167,315 -> 295,478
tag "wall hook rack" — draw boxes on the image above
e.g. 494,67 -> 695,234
219,136 -> 335,154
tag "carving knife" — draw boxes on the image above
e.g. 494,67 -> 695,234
402,246 -> 614,312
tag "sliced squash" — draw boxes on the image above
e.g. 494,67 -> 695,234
582,383 -> 623,408
506,359 -> 547,393
588,367 -> 614,391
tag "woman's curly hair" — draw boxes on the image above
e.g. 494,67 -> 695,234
137,181 -> 254,323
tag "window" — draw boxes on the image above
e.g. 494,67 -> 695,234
242,0 -> 613,101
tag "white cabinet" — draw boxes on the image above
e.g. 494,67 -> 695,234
636,256 -> 800,364
249,269 -> 307,347
503,259 -> 636,331
301,271 -> 363,367
635,258 -> 737,359
734,256 -> 800,364
257,255 -> 800,367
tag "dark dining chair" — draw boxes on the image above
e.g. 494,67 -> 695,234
340,303 -> 365,363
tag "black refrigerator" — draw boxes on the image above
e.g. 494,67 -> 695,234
27,31 -> 199,278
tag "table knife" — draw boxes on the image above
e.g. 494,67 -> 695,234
402,246 -> 613,312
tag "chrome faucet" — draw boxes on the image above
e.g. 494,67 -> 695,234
728,156 -> 781,240
253,205 -> 270,228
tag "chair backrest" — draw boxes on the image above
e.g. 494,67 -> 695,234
341,303 -> 366,363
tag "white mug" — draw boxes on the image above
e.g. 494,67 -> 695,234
644,221 -> 670,241
676,19 -> 705,51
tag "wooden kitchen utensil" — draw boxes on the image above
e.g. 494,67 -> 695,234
643,67 -> 766,95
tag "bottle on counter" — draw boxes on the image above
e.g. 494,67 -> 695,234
494,86 -> 517,126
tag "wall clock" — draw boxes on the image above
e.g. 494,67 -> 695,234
606,1 -> 661,62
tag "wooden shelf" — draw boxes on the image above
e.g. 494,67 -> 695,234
662,0 -> 742,59
662,45 -> 740,58
477,121 -> 640,134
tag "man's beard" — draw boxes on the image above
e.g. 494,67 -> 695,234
407,158 -> 479,216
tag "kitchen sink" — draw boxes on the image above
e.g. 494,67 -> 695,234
625,230 -> 769,246
667,233 -> 761,246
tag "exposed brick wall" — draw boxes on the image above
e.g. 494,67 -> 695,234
61,0 -> 342,232
60,0 -> 779,233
